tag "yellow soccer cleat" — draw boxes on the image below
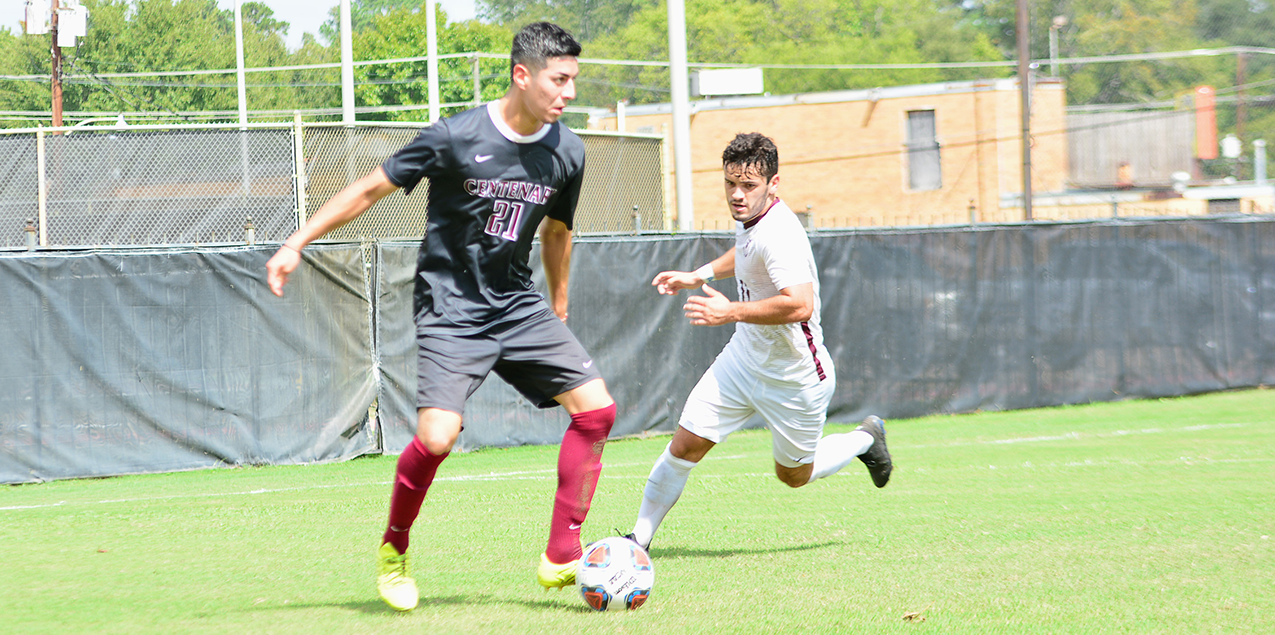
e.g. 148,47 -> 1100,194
536,552 -> 579,590
376,542 -> 419,611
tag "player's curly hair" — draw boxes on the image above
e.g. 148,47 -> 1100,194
511,22 -> 582,77
722,132 -> 779,181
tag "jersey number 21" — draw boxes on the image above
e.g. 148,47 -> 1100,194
484,200 -> 525,241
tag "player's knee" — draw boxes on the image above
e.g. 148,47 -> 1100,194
416,409 -> 462,455
774,465 -> 810,488
419,435 -> 455,456
417,426 -> 458,455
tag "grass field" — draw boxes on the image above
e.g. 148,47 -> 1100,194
2,389 -> 1272,634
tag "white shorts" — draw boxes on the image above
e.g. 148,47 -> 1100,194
678,344 -> 835,468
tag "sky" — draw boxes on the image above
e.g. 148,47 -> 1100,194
5,0 -> 479,50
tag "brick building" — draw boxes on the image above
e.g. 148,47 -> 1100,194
587,77 -> 1068,230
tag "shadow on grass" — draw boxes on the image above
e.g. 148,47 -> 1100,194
248,593 -> 594,615
653,539 -> 844,559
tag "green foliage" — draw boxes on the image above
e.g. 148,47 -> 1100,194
1,389 -> 1272,633
577,0 -> 1003,107
353,8 -> 514,121
0,0 -> 1272,145
477,0 -> 657,42
0,0 -> 508,126
241,1 -> 289,36
318,0 -> 437,44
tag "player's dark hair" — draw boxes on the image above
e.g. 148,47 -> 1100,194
722,132 -> 779,181
510,22 -> 582,77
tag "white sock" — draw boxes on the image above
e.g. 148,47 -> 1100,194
807,430 -> 874,483
631,444 -> 697,548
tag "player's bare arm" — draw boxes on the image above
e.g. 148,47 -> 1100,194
266,167 -> 399,297
652,248 -> 736,295
539,217 -> 573,321
683,281 -> 814,327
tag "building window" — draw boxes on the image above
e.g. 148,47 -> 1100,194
906,110 -> 942,191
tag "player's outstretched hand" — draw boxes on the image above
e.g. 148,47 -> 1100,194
683,284 -> 733,326
265,245 -> 303,297
652,270 -> 703,295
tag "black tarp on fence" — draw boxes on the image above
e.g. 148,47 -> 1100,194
2,217 -> 1271,483
0,245 -> 378,483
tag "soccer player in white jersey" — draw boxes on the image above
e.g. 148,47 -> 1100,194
627,132 -> 892,551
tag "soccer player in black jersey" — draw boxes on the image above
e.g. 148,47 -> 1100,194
265,22 -> 615,612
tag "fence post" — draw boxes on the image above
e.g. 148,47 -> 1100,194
293,112 -> 308,231
1255,139 -> 1267,185
661,124 -> 674,232
36,125 -> 48,247
472,55 -> 482,107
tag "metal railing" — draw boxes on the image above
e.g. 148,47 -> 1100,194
0,118 -> 668,249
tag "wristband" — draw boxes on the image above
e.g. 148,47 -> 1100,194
694,263 -> 716,282
281,243 -> 302,254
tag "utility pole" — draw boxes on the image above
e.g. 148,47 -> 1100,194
1017,0 -> 1032,221
50,0 -> 63,128
340,0 -> 355,125
234,0 -> 247,127
426,0 -> 439,122
668,0 -> 694,231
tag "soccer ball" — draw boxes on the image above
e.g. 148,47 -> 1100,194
576,537 -> 654,611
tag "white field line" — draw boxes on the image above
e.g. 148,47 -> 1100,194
0,425 -> 1252,512
907,422 -> 1250,449
0,457 -> 751,512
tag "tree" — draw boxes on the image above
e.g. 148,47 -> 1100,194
242,1 -> 289,37
46,0 -> 239,118
319,0 -> 432,44
353,6 -> 515,121
955,0 -> 1221,105
578,0 -> 1003,108
476,0 -> 656,42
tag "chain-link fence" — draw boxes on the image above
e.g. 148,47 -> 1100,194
302,124 -> 425,242
305,125 -> 667,241
0,121 -> 667,249
46,128 -> 297,246
0,135 -> 39,248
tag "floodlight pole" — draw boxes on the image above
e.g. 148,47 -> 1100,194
50,0 -> 63,129
340,0 -> 355,125
234,1 -> 251,197
1017,0 -> 1033,221
668,0 -> 694,231
234,0 -> 247,127
427,0 -> 440,123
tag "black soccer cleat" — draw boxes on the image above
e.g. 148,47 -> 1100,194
620,531 -> 650,552
855,416 -> 893,488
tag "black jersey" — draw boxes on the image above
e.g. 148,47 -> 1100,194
382,102 -> 586,330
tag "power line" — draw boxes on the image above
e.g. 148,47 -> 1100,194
3,45 -> 1274,83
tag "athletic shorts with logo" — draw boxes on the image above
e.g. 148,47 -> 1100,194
416,304 -> 602,415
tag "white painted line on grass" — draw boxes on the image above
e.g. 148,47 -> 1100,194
0,459 -> 675,512
0,424 -> 1251,512
909,421 -> 1251,449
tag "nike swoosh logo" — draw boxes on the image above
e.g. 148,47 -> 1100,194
583,360 -> 593,369
568,524 -> 582,530
475,154 -> 494,163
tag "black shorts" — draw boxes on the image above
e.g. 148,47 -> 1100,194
415,306 -> 602,415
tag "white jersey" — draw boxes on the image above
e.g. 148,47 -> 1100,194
724,199 -> 831,386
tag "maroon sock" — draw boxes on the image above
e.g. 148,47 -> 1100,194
382,436 -> 448,555
545,403 -> 616,564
